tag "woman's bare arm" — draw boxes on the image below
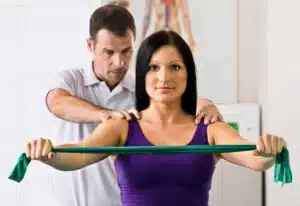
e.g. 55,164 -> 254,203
207,122 -> 276,171
27,119 -> 129,171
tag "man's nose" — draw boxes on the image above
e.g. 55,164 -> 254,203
112,54 -> 124,67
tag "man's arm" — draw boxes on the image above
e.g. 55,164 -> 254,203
46,70 -> 135,124
46,88 -> 109,123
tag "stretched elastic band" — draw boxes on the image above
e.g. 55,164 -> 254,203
8,145 -> 292,185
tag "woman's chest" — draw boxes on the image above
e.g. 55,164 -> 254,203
139,123 -> 198,146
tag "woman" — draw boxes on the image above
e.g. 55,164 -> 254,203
26,30 -> 287,206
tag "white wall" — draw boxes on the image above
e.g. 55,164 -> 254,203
264,1 -> 299,205
239,1 -> 299,206
237,0 -> 263,103
129,0 -> 238,103
0,4 -> 23,206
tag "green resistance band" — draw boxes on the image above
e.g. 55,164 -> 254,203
8,145 -> 292,185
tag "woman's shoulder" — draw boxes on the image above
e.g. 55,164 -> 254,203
101,118 -> 130,129
99,118 -> 131,145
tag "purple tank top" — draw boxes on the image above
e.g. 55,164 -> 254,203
114,116 -> 215,206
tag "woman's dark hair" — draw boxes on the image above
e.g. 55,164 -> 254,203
135,30 -> 197,115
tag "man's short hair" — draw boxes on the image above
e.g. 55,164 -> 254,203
89,4 -> 136,41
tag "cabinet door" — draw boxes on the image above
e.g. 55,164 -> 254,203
209,104 -> 262,206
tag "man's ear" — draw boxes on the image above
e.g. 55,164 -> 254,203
87,37 -> 94,52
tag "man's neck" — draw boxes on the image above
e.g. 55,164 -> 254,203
92,62 -> 120,91
106,82 -> 120,91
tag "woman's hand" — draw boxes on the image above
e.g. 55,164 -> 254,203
26,138 -> 54,160
254,134 -> 287,157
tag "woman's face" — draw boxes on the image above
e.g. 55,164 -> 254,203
145,45 -> 187,105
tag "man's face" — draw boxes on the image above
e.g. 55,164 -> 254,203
88,29 -> 134,88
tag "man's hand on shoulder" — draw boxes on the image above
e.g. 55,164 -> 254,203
101,109 -> 141,121
195,98 -> 224,125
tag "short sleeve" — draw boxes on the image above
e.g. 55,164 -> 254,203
45,69 -> 85,112
46,69 -> 77,96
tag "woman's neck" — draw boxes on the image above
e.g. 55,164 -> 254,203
142,101 -> 190,126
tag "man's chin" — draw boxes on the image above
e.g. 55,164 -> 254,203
107,77 -> 124,87
110,74 -> 125,81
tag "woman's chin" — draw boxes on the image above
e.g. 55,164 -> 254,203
152,96 -> 181,105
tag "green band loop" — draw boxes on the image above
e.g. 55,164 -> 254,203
8,145 -> 292,185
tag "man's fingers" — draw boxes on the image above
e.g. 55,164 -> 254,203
210,113 -> 219,123
106,109 -> 143,121
204,113 -> 213,125
129,109 -> 141,119
111,111 -> 125,119
121,111 -> 132,120
196,104 -> 224,125
195,111 -> 205,124
102,111 -> 112,120
220,113 -> 224,121
109,109 -> 143,120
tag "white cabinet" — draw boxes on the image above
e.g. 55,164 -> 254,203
209,103 -> 262,206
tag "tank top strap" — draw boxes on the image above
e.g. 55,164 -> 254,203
189,120 -> 209,145
126,113 -> 137,137
124,113 -> 150,146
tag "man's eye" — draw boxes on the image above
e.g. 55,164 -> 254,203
103,50 -> 114,55
123,50 -> 132,56
106,50 -> 114,55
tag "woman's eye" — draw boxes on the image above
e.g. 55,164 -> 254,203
149,65 -> 159,71
171,64 -> 181,71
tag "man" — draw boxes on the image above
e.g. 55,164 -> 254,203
45,5 -> 223,206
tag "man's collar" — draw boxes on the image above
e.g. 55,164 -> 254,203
83,62 -> 135,92
118,72 -> 135,92
83,62 -> 100,86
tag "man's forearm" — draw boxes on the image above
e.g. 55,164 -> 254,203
48,96 -> 110,123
